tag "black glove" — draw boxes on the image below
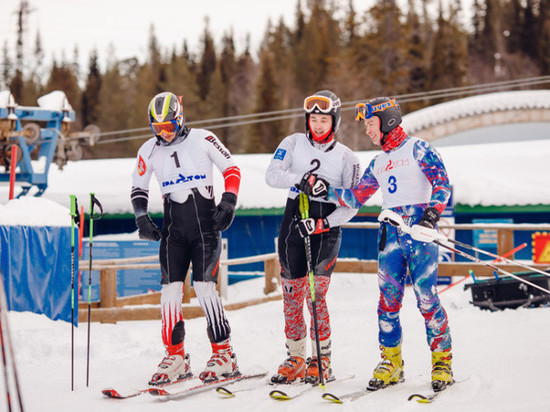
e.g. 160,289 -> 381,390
213,192 -> 237,232
296,172 -> 329,199
136,214 -> 162,241
296,218 -> 330,238
418,207 -> 440,229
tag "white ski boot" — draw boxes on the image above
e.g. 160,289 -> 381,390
199,338 -> 240,382
149,345 -> 192,386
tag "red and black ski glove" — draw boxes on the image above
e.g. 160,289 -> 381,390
296,172 -> 330,199
296,218 -> 330,238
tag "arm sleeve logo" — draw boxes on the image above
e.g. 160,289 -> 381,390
137,155 -> 146,176
274,148 -> 287,160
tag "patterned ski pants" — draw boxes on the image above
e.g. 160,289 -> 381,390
377,224 -> 452,351
281,276 -> 331,341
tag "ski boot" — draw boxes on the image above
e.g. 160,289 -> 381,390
431,350 -> 453,391
199,338 -> 240,382
271,337 -> 307,384
305,338 -> 332,384
367,345 -> 404,390
149,344 -> 192,386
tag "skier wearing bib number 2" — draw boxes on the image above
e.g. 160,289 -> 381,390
131,92 -> 241,385
265,90 -> 361,384
300,97 -> 454,392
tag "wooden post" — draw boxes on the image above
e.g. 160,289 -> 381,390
183,269 -> 194,303
99,268 -> 117,324
497,229 -> 515,257
264,257 -> 280,295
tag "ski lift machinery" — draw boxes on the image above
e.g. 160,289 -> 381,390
0,90 -> 100,197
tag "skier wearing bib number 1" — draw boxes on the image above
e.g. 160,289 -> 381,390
300,97 -> 454,392
131,92 -> 241,385
265,90 -> 361,384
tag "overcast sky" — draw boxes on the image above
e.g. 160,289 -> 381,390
1,0 -> 346,71
1,0 -> 474,74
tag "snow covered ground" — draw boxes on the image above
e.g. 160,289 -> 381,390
2,272 -> 549,411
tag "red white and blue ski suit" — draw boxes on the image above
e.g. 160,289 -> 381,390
328,127 -> 452,352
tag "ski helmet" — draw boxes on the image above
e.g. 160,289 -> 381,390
304,90 -> 341,143
148,92 -> 184,141
356,97 -> 401,133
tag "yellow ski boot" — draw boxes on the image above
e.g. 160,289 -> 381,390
431,350 -> 453,391
367,345 -> 404,390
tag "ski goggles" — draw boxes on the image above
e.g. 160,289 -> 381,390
150,120 -> 179,138
304,95 -> 336,113
355,98 -> 398,121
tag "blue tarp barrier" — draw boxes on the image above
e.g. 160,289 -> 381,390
0,226 -> 76,324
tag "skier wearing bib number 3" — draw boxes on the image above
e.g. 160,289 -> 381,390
300,97 -> 454,392
131,92 -> 241,385
265,91 -> 361,384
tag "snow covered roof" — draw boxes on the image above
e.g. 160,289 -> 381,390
402,90 -> 550,134
0,138 -> 548,221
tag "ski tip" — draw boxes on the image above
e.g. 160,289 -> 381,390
321,392 -> 343,404
408,394 -> 430,403
101,389 -> 121,398
216,386 -> 235,397
269,389 -> 291,400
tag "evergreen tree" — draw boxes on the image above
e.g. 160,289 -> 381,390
429,2 -> 468,96
404,0 -> 431,110
197,20 -> 217,102
251,47 -> 285,153
503,0 -> 524,54
217,31 -> 237,145
538,0 -> 550,73
361,0 -> 408,95
1,41 -> 13,91
521,0 -> 539,61
227,37 -> 258,153
81,49 -> 102,127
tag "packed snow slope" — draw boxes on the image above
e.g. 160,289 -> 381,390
2,273 -> 549,411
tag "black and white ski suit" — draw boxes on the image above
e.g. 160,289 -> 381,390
131,129 -> 240,349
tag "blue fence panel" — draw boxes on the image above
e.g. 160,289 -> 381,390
0,225 -> 75,324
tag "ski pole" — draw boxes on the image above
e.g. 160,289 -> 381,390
445,239 -> 550,279
298,193 -> 325,388
438,243 -> 527,294
378,209 -> 550,295
0,270 -> 24,411
69,195 -> 80,391
0,294 -> 12,412
86,193 -> 103,387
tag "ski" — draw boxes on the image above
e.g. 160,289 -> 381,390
269,374 -> 355,401
407,377 -> 469,404
102,374 -> 195,399
216,378 -> 270,397
149,371 -> 267,400
321,377 -> 405,404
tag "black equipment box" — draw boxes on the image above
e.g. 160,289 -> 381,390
464,271 -> 550,311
